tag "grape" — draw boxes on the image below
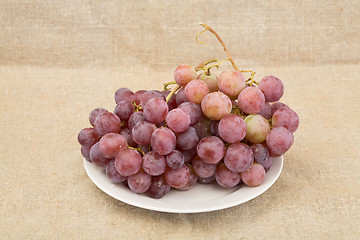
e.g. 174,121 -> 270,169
177,164 -> 198,191
140,90 -> 165,108
128,111 -> 146,130
259,156 -> 273,172
178,102 -> 202,125
142,151 -> 166,176
162,90 -> 177,111
215,163 -> 241,188
217,70 -> 246,99
146,175 -> 171,199
198,73 -> 219,92
134,90 -> 147,105
197,175 -> 215,184
115,149 -> 142,177
192,118 -> 212,140
164,164 -> 190,188
209,120 -> 221,138
143,97 -> 168,124
139,144 -> 151,156
131,121 -> 157,145
251,144 -> 269,164
270,102 -> 289,116
89,108 -> 108,126
127,169 -> 152,193
266,127 -> 294,157
244,114 -> 271,144
150,127 -> 176,155
99,133 -> 128,158
258,102 -> 272,119
192,156 -> 217,178
197,136 -> 225,164
114,88 -> 135,104
114,100 -> 135,121
78,128 -> 99,147
218,114 -> 247,143
201,92 -> 232,120
184,80 -> 209,104
166,150 -> 185,170
272,108 -> 300,133
106,160 -> 126,183
258,76 -> 284,102
237,87 -> 265,114
241,163 -> 265,187
166,108 -> 190,133
180,148 -> 197,163
174,64 -> 197,86
224,142 -> 254,173
175,87 -> 189,105
119,128 -> 137,147
89,142 -> 111,167
81,145 -> 91,162
93,112 -> 121,136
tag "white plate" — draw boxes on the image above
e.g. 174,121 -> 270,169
84,156 -> 283,213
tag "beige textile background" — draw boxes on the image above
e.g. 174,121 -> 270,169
1,0 -> 360,239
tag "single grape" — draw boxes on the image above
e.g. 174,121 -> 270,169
140,90 -> 166,108
237,86 -> 265,114
197,136 -> 225,164
89,108 -> 108,126
179,148 -> 197,163
78,128 -> 99,147
272,108 -> 300,133
174,64 -> 197,86
119,128 -> 137,147
215,163 -> 241,188
244,114 -> 271,144
131,121 -> 157,145
266,127 -> 294,157
166,108 -> 190,133
106,159 -> 126,183
128,111 -> 146,130
259,156 -> 273,172
175,87 -> 189,105
209,120 -> 221,138
218,114 -> 247,143
143,97 -> 169,124
177,164 -> 198,191
184,80 -> 209,104
166,150 -> 185,170
134,90 -> 147,105
142,151 -> 167,176
197,175 -> 215,184
164,164 -> 190,188
224,142 -> 254,173
146,175 -> 171,199
93,112 -> 121,136
192,156 -> 217,178
217,70 -> 246,99
251,143 -> 269,164
258,102 -> 272,119
89,142 -> 111,167
178,102 -> 202,125
127,169 -> 152,194
115,149 -> 142,177
81,145 -> 91,162
99,133 -> 128,158
258,76 -> 284,102
162,90 -> 177,111
114,100 -> 135,121
198,73 -> 219,92
270,102 -> 289,116
241,163 -> 265,187
114,88 -> 135,104
201,92 -> 232,120
192,118 -> 212,140
150,127 -> 176,155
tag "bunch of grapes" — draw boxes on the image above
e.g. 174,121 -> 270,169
77,23 -> 299,199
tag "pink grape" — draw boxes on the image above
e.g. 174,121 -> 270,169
258,102 -> 272,119
177,165 -> 198,191
175,87 -> 189,105
251,144 -> 269,164
266,127 -> 294,157
217,70 -> 246,99
81,145 -> 91,162
259,156 -> 273,172
241,163 -> 265,187
89,142 -> 111,167
150,127 -> 176,155
258,76 -> 284,102
244,114 -> 271,144
142,151 -> 166,176
93,112 -> 121,136
180,148 -> 197,163
164,164 -> 190,188
215,163 -> 241,188
201,92 -> 232,120
143,97 -> 168,124
197,175 -> 215,184
166,108 -> 190,133
198,73 -> 219,92
114,100 -> 135,121
119,128 -> 137,147
99,133 -> 128,158
272,108 -> 300,133
224,142 -> 254,173
131,121 -> 157,145
175,127 -> 199,150
146,175 -> 171,199
106,160 -> 126,183
197,136 -> 225,164
192,118 -> 212,139
192,156 -> 217,178
114,88 -> 135,104
162,90 -> 177,111
78,128 -> 99,147
89,108 -> 108,126
210,120 -> 221,138
184,80 -> 209,104
178,102 -> 202,125
140,90 -> 166,108
270,102 -> 289,116
134,90 -> 147,105
237,86 -> 265,114
166,150 -> 185,170
115,149 -> 142,177
174,64 -> 197,86
218,114 -> 247,143
127,169 -> 152,193
128,111 -> 146,130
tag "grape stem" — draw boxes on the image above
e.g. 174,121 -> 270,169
165,84 -> 181,103
195,59 -> 218,71
163,81 -> 177,90
127,146 -> 145,156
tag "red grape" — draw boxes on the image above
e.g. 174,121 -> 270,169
185,80 -> 209,104
127,169 -> 152,193
143,97 -> 168,124
192,156 -> 217,178
201,92 -> 232,120
146,175 -> 171,199
106,160 -> 126,183
128,111 -> 146,130
131,121 -> 157,145
258,102 -> 272,119
142,151 -> 166,176
237,86 -> 265,114
197,136 -> 225,164
174,64 -> 197,86
166,150 -> 185,170
150,127 -> 176,155
115,149 -> 142,177
140,90 -> 166,108
251,143 -> 269,164
164,164 -> 190,188
99,133 -> 127,158
178,102 -> 202,125
241,163 -> 265,187
177,164 -> 198,191
89,108 -> 108,126
78,128 -> 99,147
266,127 -> 294,157
93,112 -> 121,136
217,70 -> 246,99
89,142 -> 111,167
215,163 -> 241,188
218,114 -> 247,143
166,108 -> 190,133
224,142 -> 254,173
272,108 -> 300,133
114,88 -> 135,104
258,76 -> 284,102
114,100 -> 135,121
